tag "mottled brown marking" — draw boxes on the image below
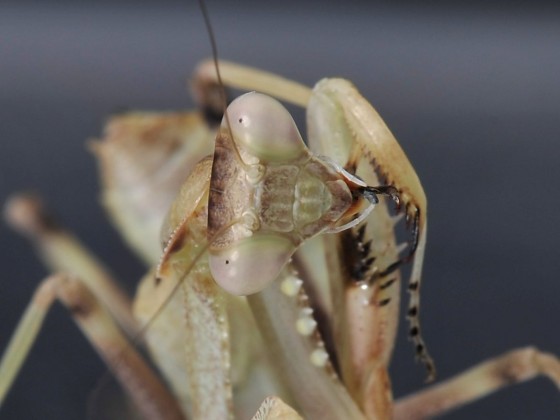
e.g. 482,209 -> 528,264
355,224 -> 366,243
380,278 -> 396,290
67,302 -> 90,318
378,298 -> 391,307
341,229 -> 368,282
361,240 -> 372,256
167,227 -> 187,255
207,133 -> 240,247
345,161 -> 358,174
4,194 -> 63,236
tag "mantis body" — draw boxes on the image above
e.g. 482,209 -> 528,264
1,1 -> 560,415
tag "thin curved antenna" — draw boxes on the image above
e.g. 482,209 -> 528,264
198,0 -> 250,171
130,218 -> 240,344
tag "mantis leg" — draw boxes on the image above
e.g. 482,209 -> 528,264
5,194 -> 138,336
393,347 -> 560,420
191,59 -> 312,116
306,78 -> 433,385
0,273 -> 184,420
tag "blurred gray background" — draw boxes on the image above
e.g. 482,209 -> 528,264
1,0 -> 559,419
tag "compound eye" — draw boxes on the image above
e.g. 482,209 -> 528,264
209,234 -> 294,296
225,92 -> 308,162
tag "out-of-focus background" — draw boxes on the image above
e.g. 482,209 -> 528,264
1,1 -> 559,419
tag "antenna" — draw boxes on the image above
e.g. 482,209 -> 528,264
198,0 -> 250,171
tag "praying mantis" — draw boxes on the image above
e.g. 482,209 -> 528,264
1,0 -> 554,420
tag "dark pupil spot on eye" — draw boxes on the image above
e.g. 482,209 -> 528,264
225,260 -> 229,265
238,118 -> 243,123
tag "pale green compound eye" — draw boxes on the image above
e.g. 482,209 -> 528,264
226,92 -> 308,162
209,234 -> 294,296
